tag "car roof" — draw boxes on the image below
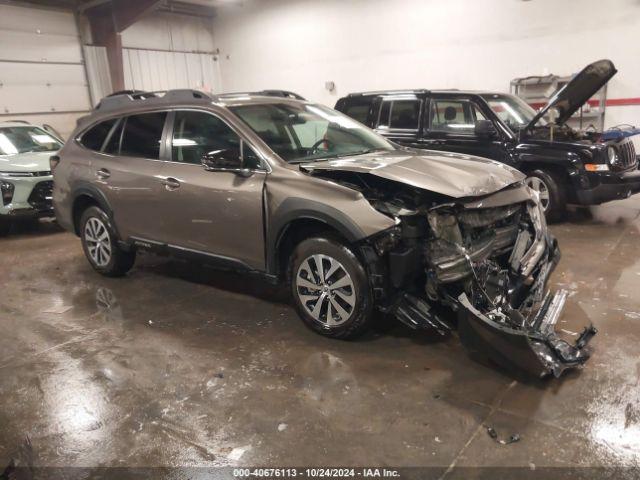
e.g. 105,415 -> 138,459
78,89 -> 312,129
0,120 -> 38,128
344,89 -> 508,98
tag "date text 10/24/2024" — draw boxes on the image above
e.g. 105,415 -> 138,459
233,468 -> 401,478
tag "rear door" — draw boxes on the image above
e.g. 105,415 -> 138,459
372,95 -> 423,148
156,109 -> 267,270
93,111 -> 168,242
420,96 -> 508,161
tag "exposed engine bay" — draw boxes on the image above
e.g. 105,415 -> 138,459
310,170 -> 596,377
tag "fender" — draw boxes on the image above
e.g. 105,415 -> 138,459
266,197 -> 368,275
70,183 -> 116,235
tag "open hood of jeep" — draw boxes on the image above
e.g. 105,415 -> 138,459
527,59 -> 617,129
300,149 -> 525,198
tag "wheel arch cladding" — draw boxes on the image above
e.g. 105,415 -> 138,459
71,185 -> 114,235
267,198 -> 368,277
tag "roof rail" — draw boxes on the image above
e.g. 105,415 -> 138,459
346,89 -> 430,97
219,90 -> 306,100
2,120 -> 30,124
95,89 -> 213,111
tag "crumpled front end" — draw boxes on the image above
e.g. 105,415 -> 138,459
374,181 -> 596,377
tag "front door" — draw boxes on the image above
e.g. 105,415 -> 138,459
157,110 -> 266,270
420,97 -> 508,163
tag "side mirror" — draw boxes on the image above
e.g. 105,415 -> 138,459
474,119 -> 497,138
201,149 -> 251,176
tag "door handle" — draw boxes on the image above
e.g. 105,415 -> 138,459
95,168 -> 111,179
160,177 -> 181,190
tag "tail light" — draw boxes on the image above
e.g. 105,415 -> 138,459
50,154 -> 61,172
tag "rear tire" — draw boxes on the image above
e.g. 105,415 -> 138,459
525,169 -> 566,222
80,206 -> 135,277
289,237 -> 374,339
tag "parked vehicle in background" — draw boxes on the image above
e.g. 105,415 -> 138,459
335,59 -> 640,221
52,89 -> 595,377
0,121 -> 63,235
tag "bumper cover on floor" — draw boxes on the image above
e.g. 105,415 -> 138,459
457,291 -> 596,377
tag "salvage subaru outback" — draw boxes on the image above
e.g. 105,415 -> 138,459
0,121 -> 62,235
52,90 -> 596,377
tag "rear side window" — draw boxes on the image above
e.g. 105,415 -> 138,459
389,100 -> 420,130
341,100 -> 373,124
120,112 -> 167,159
80,119 -> 117,151
103,119 -> 123,155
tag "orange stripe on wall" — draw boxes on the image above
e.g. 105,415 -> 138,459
529,98 -> 640,109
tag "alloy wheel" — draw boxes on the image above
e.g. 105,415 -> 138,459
84,217 -> 112,267
296,254 -> 356,327
525,176 -> 550,211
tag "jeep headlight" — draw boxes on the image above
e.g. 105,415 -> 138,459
607,146 -> 618,165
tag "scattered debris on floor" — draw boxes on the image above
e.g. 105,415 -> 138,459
278,423 -> 288,432
227,445 -> 252,461
485,425 -> 521,445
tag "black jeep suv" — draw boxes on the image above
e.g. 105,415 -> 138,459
335,59 -> 640,221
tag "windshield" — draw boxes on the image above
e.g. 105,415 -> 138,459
0,126 -> 63,155
481,94 -> 546,130
229,103 -> 395,163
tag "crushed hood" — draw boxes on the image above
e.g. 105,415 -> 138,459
300,149 -> 525,198
0,151 -> 54,173
527,59 -> 617,129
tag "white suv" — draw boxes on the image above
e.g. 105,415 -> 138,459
0,121 -> 63,234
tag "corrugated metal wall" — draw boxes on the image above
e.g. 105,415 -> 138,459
0,4 -> 91,138
122,48 -> 217,93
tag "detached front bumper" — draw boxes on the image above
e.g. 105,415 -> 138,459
456,201 -> 596,377
458,291 -> 596,377
573,168 -> 640,205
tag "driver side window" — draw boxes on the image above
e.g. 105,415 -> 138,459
172,111 -> 240,165
429,100 -> 488,135
171,111 -> 262,169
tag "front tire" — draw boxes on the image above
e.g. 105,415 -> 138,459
289,237 -> 374,339
525,169 -> 566,222
80,206 -> 135,277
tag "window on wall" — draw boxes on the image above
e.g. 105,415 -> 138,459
120,112 -> 167,159
80,119 -> 118,152
429,100 -> 485,135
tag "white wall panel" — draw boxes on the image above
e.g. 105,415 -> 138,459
212,0 -> 640,139
121,11 -> 214,52
83,45 -> 112,105
0,4 -> 91,138
123,48 -> 217,93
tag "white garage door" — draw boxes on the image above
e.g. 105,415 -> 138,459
0,4 -> 92,139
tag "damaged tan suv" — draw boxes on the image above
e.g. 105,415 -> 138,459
52,90 -> 596,377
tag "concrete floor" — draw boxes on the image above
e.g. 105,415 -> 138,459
1,198 -> 640,478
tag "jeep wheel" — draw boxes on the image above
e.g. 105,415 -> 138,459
80,206 -> 135,277
289,237 -> 373,339
525,169 -> 566,222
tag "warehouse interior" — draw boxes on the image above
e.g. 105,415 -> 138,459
1,0 -> 640,478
